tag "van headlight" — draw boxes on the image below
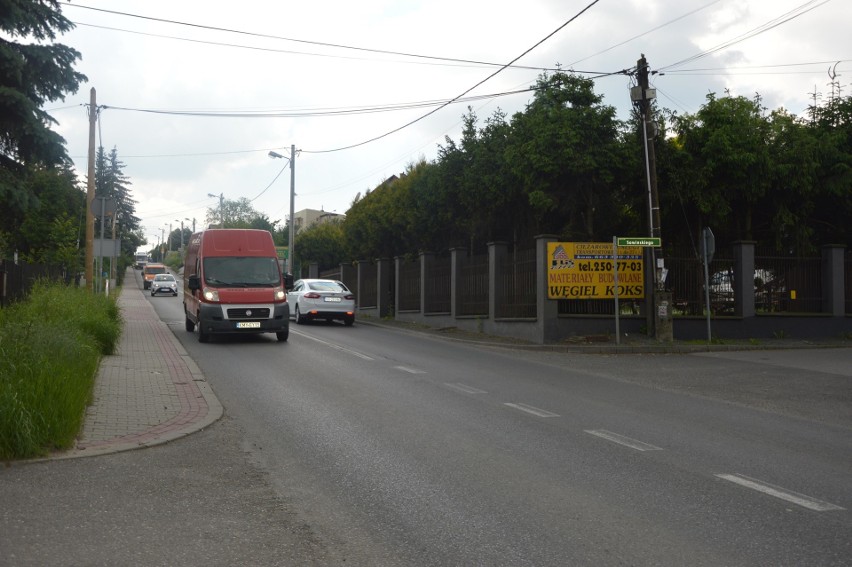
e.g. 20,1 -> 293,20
203,287 -> 220,302
274,287 -> 286,301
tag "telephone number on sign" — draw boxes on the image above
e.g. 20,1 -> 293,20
577,261 -> 642,272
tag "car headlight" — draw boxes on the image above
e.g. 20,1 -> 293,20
203,287 -> 220,302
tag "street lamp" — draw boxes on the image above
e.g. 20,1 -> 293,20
207,192 -> 224,226
269,146 -> 295,276
175,219 -> 185,251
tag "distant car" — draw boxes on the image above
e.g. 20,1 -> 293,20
150,273 -> 178,296
143,263 -> 168,289
286,279 -> 355,325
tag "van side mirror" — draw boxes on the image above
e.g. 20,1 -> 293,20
283,273 -> 294,290
188,275 -> 200,291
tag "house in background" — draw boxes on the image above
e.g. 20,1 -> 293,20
292,208 -> 345,232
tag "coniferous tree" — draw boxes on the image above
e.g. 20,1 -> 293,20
0,0 -> 86,223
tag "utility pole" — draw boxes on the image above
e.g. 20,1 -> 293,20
289,144 -> 296,276
269,147 -> 297,275
85,88 -> 97,290
631,54 -> 671,341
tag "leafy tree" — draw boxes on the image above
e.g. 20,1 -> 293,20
810,95 -> 852,247
0,0 -> 86,238
505,71 -> 628,240
294,219 -> 347,270
760,109 -> 820,252
205,197 -> 274,229
11,166 -> 83,264
343,177 -> 409,260
672,93 -> 771,243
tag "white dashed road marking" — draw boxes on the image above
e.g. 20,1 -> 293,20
715,473 -> 845,512
444,383 -> 488,394
584,429 -> 663,452
292,330 -> 374,360
395,366 -> 426,374
504,403 -> 560,418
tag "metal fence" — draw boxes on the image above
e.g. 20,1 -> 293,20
495,247 -> 536,319
755,247 -> 822,313
425,255 -> 451,314
359,262 -> 378,309
397,258 -> 421,312
456,252 -> 488,316
0,260 -> 70,308
846,249 -> 852,315
665,245 -> 735,316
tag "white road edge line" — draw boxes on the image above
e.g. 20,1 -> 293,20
504,403 -> 560,418
445,383 -> 487,394
584,429 -> 663,452
290,330 -> 374,360
715,473 -> 845,512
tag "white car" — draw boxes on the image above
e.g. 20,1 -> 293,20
287,279 -> 355,325
150,273 -> 178,296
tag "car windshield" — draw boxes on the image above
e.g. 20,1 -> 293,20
155,275 -> 174,282
203,257 -> 281,287
307,281 -> 347,292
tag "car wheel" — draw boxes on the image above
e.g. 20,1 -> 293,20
295,305 -> 305,324
344,316 -> 354,327
276,330 -> 289,342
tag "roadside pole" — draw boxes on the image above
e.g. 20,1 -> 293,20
702,227 -> 715,344
613,236 -> 620,345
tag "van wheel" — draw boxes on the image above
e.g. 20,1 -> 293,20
185,315 -> 195,332
276,330 -> 289,342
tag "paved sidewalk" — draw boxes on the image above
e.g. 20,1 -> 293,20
52,272 -> 223,460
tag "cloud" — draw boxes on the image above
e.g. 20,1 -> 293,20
48,0 -> 850,246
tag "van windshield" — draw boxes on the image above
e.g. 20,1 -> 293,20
203,257 -> 281,287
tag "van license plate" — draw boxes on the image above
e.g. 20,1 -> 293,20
236,322 -> 261,329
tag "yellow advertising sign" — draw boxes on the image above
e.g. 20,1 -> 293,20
547,242 -> 645,299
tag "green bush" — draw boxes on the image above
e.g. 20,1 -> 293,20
0,281 -> 122,459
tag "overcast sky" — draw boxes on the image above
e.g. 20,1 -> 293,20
45,0 -> 849,249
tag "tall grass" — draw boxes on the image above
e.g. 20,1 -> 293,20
0,281 -> 122,459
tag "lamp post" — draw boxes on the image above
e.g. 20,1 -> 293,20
207,192 -> 224,226
269,145 -> 295,276
175,218 -> 188,251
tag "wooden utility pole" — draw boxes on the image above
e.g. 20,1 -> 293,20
636,56 -> 661,251
84,88 -> 97,290
633,55 -> 672,341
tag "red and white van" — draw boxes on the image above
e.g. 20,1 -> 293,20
183,229 -> 291,343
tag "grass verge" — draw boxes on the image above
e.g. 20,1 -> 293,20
0,281 -> 122,460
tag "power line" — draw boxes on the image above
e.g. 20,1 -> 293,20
567,0 -> 727,67
303,0 -> 608,154
659,0 -> 832,72
64,2 -> 600,73
97,88 -> 536,119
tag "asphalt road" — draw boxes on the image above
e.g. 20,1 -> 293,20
3,271 -> 850,566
